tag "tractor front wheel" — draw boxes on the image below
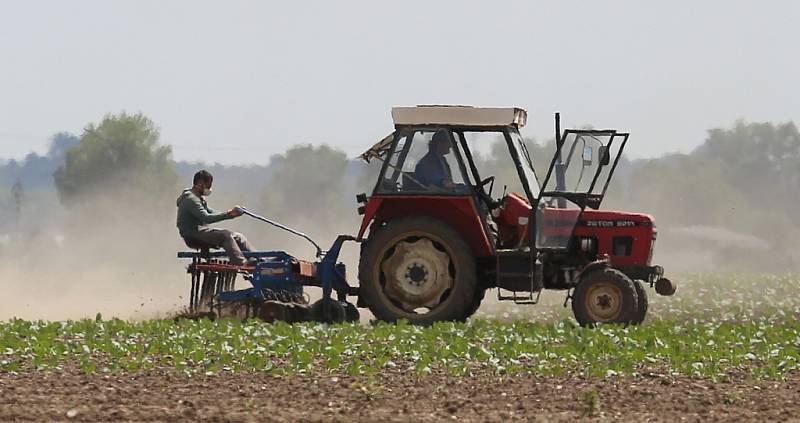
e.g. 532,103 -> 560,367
572,267 -> 638,327
631,280 -> 649,325
359,216 -> 477,325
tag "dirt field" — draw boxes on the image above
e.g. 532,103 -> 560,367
1,367 -> 797,422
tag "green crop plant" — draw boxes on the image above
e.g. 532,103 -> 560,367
0,273 -> 797,379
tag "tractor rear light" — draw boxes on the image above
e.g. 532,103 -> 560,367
260,267 -> 285,276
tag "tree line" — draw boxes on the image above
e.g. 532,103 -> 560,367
0,112 -> 797,268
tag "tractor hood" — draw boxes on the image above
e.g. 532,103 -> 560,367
579,209 -> 655,228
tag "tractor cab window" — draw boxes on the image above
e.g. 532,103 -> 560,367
377,129 -> 468,194
456,130 -> 546,204
456,131 -> 524,201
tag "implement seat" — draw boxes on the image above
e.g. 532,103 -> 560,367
182,238 -> 218,259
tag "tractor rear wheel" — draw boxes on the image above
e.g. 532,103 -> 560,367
631,280 -> 649,325
458,288 -> 486,322
359,216 -> 477,325
572,267 -> 638,327
344,302 -> 360,323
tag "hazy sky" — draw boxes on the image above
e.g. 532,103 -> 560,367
1,1 -> 798,164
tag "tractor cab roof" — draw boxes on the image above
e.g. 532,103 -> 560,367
392,105 -> 527,128
360,105 -> 527,162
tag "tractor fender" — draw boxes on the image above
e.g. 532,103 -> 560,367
575,260 -> 611,282
357,196 -> 493,256
356,198 -> 385,240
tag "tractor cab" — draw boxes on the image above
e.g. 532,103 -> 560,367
356,105 -> 674,326
358,106 -> 531,252
358,106 -> 624,253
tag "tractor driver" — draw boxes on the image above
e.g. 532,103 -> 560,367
415,130 -> 459,191
176,170 -> 256,266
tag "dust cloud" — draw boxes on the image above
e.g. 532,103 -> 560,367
0,189 -> 188,320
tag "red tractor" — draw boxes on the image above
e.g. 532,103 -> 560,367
354,105 -> 675,326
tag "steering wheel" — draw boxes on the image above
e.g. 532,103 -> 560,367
475,176 -> 500,208
479,176 -> 495,190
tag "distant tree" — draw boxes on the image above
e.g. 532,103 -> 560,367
692,120 -> 800,247
11,179 -> 23,222
696,120 -> 800,202
53,112 -> 179,206
259,144 -> 352,228
0,133 -> 79,190
47,132 -> 80,162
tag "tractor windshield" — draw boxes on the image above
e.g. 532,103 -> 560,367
535,128 -> 629,250
541,130 -> 628,202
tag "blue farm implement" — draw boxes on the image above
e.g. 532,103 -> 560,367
177,209 -> 360,323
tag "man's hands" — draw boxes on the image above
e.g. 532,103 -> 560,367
228,206 -> 244,218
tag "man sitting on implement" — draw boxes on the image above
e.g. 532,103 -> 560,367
176,170 -> 255,266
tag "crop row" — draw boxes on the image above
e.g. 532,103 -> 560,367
1,273 -> 797,379
1,317 -> 798,379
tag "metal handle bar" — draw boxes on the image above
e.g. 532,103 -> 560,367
237,207 -> 323,257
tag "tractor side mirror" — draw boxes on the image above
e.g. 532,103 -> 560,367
582,146 -> 593,166
599,146 -> 610,166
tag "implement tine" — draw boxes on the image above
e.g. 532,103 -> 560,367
189,258 -> 197,311
201,271 -> 214,311
190,266 -> 197,311
228,271 -> 236,291
196,270 -> 206,310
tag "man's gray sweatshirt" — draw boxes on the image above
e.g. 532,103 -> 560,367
176,189 -> 232,237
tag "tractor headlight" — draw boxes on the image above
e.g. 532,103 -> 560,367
579,237 -> 594,252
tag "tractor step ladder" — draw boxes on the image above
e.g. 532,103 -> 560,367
496,249 -> 542,305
